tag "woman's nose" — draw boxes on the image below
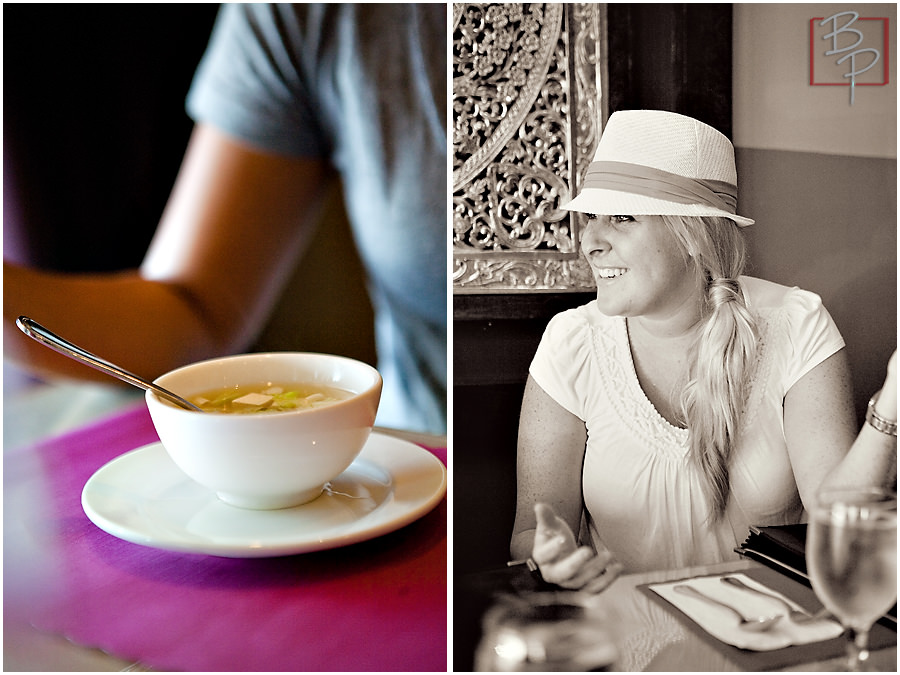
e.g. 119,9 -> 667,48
581,219 -> 609,257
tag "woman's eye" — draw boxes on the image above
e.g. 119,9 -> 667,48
584,214 -> 633,224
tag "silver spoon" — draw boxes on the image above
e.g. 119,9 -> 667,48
721,576 -> 828,624
16,316 -> 202,412
674,584 -> 782,632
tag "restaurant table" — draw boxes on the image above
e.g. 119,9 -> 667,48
4,400 -> 447,672
456,558 -> 897,671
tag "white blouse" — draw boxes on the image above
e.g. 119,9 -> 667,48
529,276 -> 845,573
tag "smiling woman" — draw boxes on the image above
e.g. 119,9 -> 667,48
510,109 -> 896,593
580,213 -> 699,323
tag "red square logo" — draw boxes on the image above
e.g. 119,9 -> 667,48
810,13 -> 889,87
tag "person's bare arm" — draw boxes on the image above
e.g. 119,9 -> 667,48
510,375 -> 587,559
4,124 -> 334,383
511,376 -> 622,592
784,348 -> 897,509
782,348 -> 858,509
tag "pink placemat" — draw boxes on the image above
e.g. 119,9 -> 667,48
4,404 -> 447,671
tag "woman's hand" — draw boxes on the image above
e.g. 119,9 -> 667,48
531,502 -> 623,593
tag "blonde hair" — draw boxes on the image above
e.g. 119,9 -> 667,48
661,215 -> 758,520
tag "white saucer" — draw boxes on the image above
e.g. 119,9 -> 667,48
81,432 -> 446,558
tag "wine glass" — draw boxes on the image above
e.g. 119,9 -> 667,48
806,487 -> 897,671
475,594 -> 618,671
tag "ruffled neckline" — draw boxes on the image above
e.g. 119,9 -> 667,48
585,300 -> 773,460
587,307 -> 690,459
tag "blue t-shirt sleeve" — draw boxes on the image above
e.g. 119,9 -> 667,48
185,3 -> 328,157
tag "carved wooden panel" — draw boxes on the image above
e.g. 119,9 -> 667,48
452,3 -> 605,293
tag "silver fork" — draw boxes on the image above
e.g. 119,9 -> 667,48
721,576 -> 830,624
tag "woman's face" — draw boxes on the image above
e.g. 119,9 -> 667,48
580,214 -> 700,324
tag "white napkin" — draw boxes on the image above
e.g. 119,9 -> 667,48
649,573 -> 843,651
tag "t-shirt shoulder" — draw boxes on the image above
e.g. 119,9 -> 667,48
741,276 -> 845,390
528,301 -> 610,418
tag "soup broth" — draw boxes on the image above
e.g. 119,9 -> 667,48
191,382 -> 352,414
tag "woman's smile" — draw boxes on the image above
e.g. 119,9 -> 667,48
595,267 -> 629,280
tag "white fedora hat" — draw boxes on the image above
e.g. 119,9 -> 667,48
563,110 -> 754,227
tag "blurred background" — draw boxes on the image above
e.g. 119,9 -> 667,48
4,4 -> 376,448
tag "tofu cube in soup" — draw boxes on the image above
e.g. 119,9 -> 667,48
231,392 -> 274,409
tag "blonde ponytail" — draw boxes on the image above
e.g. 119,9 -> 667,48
662,215 -> 759,520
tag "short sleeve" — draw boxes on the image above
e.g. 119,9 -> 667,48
529,308 -> 595,419
781,288 -> 846,391
185,4 -> 328,157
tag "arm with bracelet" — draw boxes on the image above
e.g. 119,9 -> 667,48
823,351 -> 897,493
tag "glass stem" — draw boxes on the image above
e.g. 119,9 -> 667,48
845,627 -> 870,671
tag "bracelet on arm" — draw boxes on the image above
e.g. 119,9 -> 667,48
866,392 -> 897,437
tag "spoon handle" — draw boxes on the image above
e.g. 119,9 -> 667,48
16,316 -> 201,412
721,576 -> 795,612
673,584 -> 750,622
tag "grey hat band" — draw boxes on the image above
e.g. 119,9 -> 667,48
581,161 -> 738,214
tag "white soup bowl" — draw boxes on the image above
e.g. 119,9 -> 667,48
146,352 -> 382,510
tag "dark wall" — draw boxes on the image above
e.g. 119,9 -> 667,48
4,4 -> 220,271
606,3 -> 733,136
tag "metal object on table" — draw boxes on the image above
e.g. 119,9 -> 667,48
673,584 -> 781,632
720,576 -> 827,624
16,316 -> 202,412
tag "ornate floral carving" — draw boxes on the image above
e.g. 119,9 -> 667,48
453,3 -> 605,292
